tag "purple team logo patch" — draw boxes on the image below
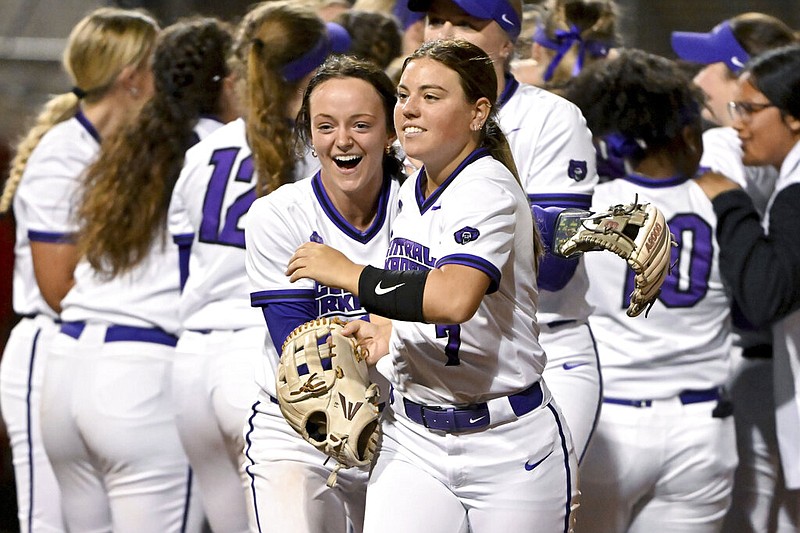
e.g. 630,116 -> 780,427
310,231 -> 324,243
454,226 -> 480,245
568,159 -> 588,182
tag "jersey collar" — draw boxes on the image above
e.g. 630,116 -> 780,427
312,171 -> 393,244
415,147 -> 491,214
623,172 -> 691,188
497,73 -> 519,109
75,109 -> 101,143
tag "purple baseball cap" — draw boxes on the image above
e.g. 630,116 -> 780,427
671,20 -> 751,73
407,0 -> 521,40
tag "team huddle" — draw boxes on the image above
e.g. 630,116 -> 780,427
2,1 -> 800,533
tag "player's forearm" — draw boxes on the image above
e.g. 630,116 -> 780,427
421,266 -> 488,324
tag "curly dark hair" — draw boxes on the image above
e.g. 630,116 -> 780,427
78,17 -> 233,276
564,48 -> 704,159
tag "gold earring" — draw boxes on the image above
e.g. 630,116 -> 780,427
311,148 -> 317,157
385,145 -> 391,155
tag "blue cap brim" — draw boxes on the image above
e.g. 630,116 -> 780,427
671,21 -> 750,73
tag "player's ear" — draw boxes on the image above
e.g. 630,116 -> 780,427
116,63 -> 148,99
498,37 -> 516,64
680,124 -> 702,156
783,114 -> 800,135
471,97 -> 492,132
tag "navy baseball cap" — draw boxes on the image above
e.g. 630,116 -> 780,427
671,20 -> 751,73
281,22 -> 351,82
407,0 -> 521,40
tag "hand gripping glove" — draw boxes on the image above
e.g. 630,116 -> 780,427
277,317 -> 381,486
557,199 -> 676,317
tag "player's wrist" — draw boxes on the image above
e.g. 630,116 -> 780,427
358,265 -> 429,322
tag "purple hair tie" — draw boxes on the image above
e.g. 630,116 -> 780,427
533,24 -> 611,82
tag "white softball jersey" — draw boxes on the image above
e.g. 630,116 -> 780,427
381,149 -> 545,406
585,174 -> 733,399
57,117 -> 223,337
169,118 -> 261,332
245,171 -> 401,398
12,112 -> 99,318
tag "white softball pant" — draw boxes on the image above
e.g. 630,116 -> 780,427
0,314 -> 65,532
244,388 -> 369,533
39,322 -> 205,533
173,327 -> 262,533
577,394 -> 737,533
364,386 -> 579,533
540,320 -> 602,464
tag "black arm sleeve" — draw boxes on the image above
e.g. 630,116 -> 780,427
713,184 -> 800,327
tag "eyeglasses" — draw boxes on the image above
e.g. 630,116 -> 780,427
728,100 -> 777,122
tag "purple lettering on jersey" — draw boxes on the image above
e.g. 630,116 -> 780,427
199,148 -> 256,249
385,237 -> 436,271
310,231 -> 324,243
316,284 -> 363,317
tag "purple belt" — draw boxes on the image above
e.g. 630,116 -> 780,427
60,321 -> 178,347
603,387 -> 720,408
400,381 -> 544,433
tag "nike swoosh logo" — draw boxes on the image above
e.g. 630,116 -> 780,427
731,56 -> 745,68
525,450 -> 554,471
469,416 -> 486,424
562,362 -> 589,371
375,281 -> 405,295
501,13 -> 513,25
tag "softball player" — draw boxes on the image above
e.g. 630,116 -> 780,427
168,5 -> 349,532
566,49 -> 737,533
672,16 -> 797,532
411,0 -> 601,462
244,55 -> 403,533
36,17 -> 235,532
695,44 -> 800,531
0,9 -> 158,533
287,39 -> 578,533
